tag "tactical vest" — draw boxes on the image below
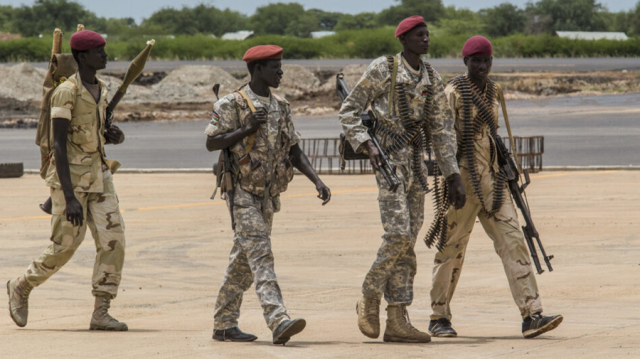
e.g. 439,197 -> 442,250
230,91 -> 295,198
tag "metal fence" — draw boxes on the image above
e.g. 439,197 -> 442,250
301,136 -> 545,174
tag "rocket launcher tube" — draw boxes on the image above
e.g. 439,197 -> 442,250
52,29 -> 62,56
106,40 -> 155,126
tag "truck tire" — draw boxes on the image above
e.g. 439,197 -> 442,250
0,163 -> 24,178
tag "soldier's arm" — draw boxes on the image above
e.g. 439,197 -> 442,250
50,86 -> 84,226
205,96 -> 266,152
338,59 -> 387,153
429,71 -> 461,179
286,106 -> 330,205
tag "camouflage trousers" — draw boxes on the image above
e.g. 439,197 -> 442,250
214,188 -> 289,332
362,167 -> 425,305
430,186 -> 543,320
25,169 -> 125,299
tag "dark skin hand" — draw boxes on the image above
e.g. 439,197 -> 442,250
57,45 -> 108,226
289,144 -> 331,205
446,173 -> 466,209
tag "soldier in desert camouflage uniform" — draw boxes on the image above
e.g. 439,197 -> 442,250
339,16 -> 466,343
428,36 -> 563,339
205,45 -> 331,345
7,30 -> 128,331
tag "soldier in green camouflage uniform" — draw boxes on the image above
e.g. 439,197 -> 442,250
428,35 -> 562,339
7,30 -> 128,331
205,45 -> 331,345
339,16 -> 466,343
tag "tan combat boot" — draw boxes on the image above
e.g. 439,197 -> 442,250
6,275 -> 34,327
383,305 -> 431,343
356,296 -> 381,338
90,296 -> 128,331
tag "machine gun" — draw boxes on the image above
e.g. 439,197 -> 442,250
494,134 -> 554,274
336,73 -> 401,192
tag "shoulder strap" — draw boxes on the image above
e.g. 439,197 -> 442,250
237,90 -> 258,155
387,55 -> 398,116
495,83 -> 520,169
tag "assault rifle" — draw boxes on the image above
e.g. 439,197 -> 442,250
211,83 -> 236,230
336,73 -> 401,192
494,135 -> 554,274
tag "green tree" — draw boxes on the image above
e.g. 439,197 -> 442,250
12,0 -> 101,37
378,0 -> 445,25
334,12 -> 378,31
250,3 -> 306,35
479,3 -> 526,37
526,0 -> 607,33
308,9 -> 342,30
0,5 -> 16,33
628,1 -> 640,35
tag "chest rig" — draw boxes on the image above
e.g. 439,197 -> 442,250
451,75 -> 508,217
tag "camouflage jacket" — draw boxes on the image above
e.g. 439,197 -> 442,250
445,77 -> 501,205
204,84 -> 301,198
45,72 -> 120,193
338,53 -> 459,179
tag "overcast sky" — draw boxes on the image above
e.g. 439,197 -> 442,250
1,0 -> 637,23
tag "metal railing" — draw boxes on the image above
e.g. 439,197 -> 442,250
300,136 -> 545,174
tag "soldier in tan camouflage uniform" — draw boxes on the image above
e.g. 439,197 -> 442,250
6,30 -> 128,331
428,36 -> 563,339
339,16 -> 466,343
205,45 -> 331,345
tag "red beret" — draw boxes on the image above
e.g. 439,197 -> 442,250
70,30 -> 106,51
242,45 -> 283,63
395,16 -> 427,38
462,36 -> 493,57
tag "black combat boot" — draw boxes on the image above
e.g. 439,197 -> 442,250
522,313 -> 563,338
213,327 -> 258,342
429,318 -> 457,337
272,318 -> 306,345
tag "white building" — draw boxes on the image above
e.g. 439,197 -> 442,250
221,31 -> 254,41
556,31 -> 628,41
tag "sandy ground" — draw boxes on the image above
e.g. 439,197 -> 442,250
1,171 -> 639,358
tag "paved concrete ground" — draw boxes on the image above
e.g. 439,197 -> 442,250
12,57 -> 640,73
2,93 -> 639,169
1,171 -> 639,358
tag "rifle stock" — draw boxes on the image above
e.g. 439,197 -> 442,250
336,73 -> 400,192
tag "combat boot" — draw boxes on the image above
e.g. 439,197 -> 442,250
356,296 -> 381,338
213,327 -> 258,342
7,275 -> 34,327
272,318 -> 306,345
522,312 -> 563,338
89,295 -> 128,331
383,305 -> 431,343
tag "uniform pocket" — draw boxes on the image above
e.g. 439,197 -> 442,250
238,156 -> 267,197
69,114 -> 95,145
270,158 -> 294,196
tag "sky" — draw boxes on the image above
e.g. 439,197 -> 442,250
0,0 -> 637,24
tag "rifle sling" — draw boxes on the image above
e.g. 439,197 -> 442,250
495,84 -> 521,171
388,55 -> 398,116
238,90 -> 258,155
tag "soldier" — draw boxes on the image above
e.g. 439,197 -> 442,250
205,45 -> 331,345
6,30 -> 128,331
428,36 -> 563,339
339,16 -> 466,343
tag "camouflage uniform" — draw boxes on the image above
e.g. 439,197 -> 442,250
25,72 -> 125,299
339,54 -> 459,305
205,84 -> 300,332
429,78 -> 542,321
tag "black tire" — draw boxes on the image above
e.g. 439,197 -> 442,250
0,163 -> 24,178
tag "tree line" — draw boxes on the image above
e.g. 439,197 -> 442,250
1,0 -> 640,40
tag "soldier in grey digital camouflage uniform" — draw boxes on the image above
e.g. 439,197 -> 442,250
428,35 -> 563,339
339,16 -> 466,343
7,30 -> 128,331
205,45 -> 331,345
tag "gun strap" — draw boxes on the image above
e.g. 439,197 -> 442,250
238,90 -> 258,155
388,55 -> 398,116
495,84 -> 521,171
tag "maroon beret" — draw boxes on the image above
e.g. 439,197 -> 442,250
395,16 -> 427,38
70,30 -> 106,51
243,45 -> 283,63
462,36 -> 493,57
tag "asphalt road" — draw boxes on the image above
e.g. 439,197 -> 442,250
2,93 -> 639,169
9,57 -> 640,73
